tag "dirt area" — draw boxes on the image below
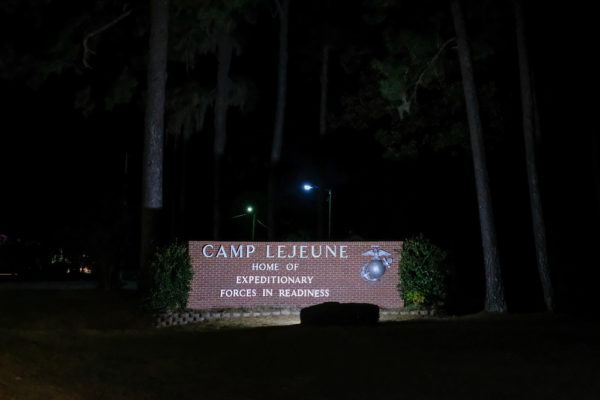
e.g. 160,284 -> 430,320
179,309 -> 432,330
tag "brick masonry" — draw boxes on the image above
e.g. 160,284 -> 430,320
188,241 -> 404,310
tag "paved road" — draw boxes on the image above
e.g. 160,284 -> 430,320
0,281 -> 98,290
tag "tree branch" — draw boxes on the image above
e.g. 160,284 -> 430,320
83,9 -> 133,69
410,37 -> 456,102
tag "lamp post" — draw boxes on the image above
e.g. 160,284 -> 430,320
246,206 -> 256,241
233,206 -> 256,240
327,188 -> 332,240
303,183 -> 332,240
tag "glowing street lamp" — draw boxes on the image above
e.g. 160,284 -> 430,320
232,206 -> 257,240
302,183 -> 332,240
246,206 -> 256,241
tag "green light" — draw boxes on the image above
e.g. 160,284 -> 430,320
247,206 -> 254,213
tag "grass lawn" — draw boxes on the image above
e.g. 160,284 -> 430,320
1,289 -> 599,399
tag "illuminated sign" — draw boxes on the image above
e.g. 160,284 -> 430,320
188,241 -> 403,309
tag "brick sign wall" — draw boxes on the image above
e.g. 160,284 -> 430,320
188,241 -> 403,310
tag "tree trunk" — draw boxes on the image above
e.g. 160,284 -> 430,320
178,115 -> 193,238
319,44 -> 329,138
594,132 -> 600,222
213,25 -> 233,240
268,0 -> 289,240
166,130 -> 179,241
514,0 -> 555,312
532,73 -> 543,152
317,44 -> 329,239
267,166 -> 277,240
167,119 -> 191,240
450,0 -> 506,312
140,0 -> 168,286
213,154 -> 223,239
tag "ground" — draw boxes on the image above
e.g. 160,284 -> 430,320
1,289 -> 599,399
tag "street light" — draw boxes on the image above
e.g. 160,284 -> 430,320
302,183 -> 332,240
232,206 -> 256,240
246,206 -> 256,241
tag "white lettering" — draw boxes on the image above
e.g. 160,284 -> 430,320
205,243 -> 348,259
299,245 -> 308,258
204,244 -> 257,258
216,246 -> 227,258
251,263 -> 280,271
202,244 -> 214,257
286,263 -> 298,271
339,245 -> 348,258
326,245 -> 336,258
230,245 -> 243,258
266,245 -> 274,258
287,246 -> 297,258
234,275 -> 315,284
220,288 -> 257,297
278,288 -> 330,297
311,246 -> 322,258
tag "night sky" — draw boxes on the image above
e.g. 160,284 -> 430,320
0,1 -> 597,310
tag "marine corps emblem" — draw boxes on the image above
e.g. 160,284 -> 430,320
360,245 -> 393,282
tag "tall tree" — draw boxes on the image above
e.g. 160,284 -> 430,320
319,44 -> 330,138
213,23 -> 234,240
514,0 -> 554,312
167,0 -> 259,240
362,1 -> 468,162
316,43 -> 330,239
595,133 -> 600,223
268,0 -> 289,239
165,84 -> 212,239
140,0 -> 169,282
450,0 -> 506,312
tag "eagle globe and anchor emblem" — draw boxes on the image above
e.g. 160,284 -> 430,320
360,245 -> 393,282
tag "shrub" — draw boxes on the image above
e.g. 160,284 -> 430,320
404,290 -> 426,306
146,242 -> 193,312
398,234 -> 448,307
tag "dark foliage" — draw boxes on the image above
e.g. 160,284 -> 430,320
398,234 -> 449,307
144,242 -> 193,312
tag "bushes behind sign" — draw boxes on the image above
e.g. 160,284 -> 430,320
145,242 -> 193,312
398,234 -> 449,307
